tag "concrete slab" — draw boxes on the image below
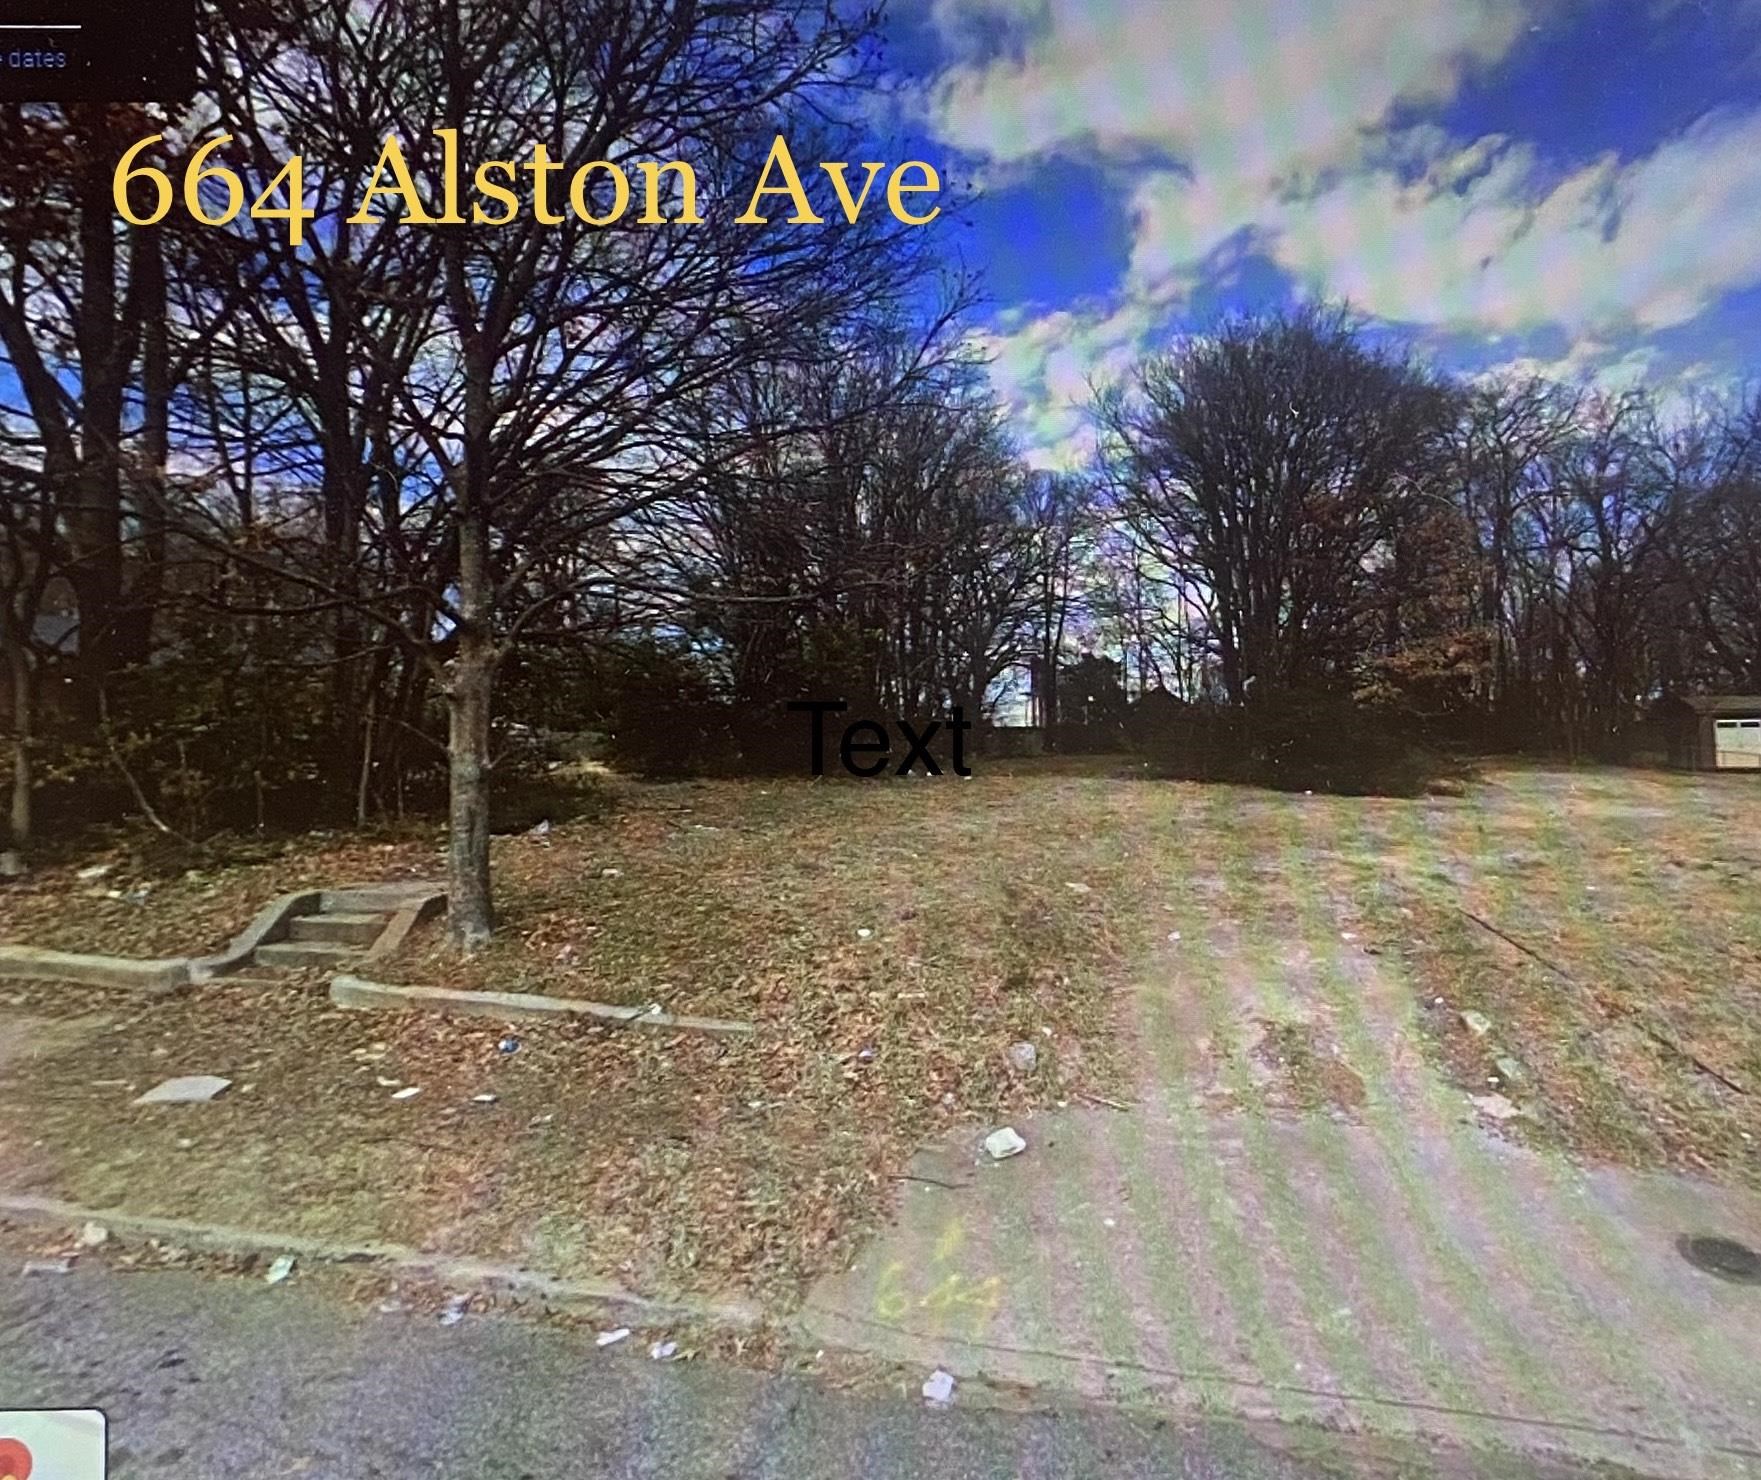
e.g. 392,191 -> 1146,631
133,1075 -> 233,1105
329,974 -> 754,1038
797,904 -> 1761,1479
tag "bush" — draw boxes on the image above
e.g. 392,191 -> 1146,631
598,642 -> 737,777
1137,686 -> 1446,796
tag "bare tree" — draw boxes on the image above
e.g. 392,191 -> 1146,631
1095,307 -> 1451,704
166,0 -> 944,942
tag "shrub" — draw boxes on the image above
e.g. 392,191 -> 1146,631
1137,685 -> 1446,796
599,642 -> 737,777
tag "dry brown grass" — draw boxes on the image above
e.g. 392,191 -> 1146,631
3,758 -> 1756,1311
1157,763 -> 1761,1178
1349,765 -> 1761,1177
0,765 -> 1137,1303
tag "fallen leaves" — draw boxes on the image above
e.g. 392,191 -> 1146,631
0,769 -> 1132,1306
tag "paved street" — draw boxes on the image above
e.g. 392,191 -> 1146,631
0,1254 -> 1632,1480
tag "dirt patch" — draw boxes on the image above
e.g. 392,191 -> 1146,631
1247,1018 -> 1369,1117
1348,767 -> 1761,1180
0,1007 -> 113,1076
1389,894 -> 1759,1175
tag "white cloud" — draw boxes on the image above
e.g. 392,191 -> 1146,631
1232,105 -> 1761,337
921,0 -> 1761,456
926,0 -> 1530,181
972,293 -> 1171,468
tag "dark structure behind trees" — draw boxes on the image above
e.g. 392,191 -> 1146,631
1651,695 -> 1761,771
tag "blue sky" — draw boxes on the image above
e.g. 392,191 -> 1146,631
873,0 -> 1761,465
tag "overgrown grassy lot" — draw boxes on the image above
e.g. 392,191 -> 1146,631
1,760 -> 1757,1303
0,762 -> 1141,1301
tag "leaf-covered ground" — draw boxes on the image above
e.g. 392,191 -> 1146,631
0,828 -> 445,957
0,764 -> 1138,1303
2,760 -> 1757,1311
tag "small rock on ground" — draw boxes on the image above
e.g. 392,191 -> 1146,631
982,1126 -> 1026,1160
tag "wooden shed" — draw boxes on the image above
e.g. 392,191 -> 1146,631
1652,695 -> 1761,771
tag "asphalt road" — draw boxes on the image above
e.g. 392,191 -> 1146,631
0,1259 -> 1641,1480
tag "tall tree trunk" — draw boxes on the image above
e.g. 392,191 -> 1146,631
444,286 -> 498,946
445,631 -> 495,948
122,222 -> 170,670
443,345 -> 497,942
1,629 -> 32,877
66,112 -> 128,717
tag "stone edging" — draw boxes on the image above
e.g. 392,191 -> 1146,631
0,883 -> 447,993
0,1192 -> 761,1330
0,946 -> 190,994
361,889 -> 448,964
329,974 -> 755,1038
190,889 -> 322,981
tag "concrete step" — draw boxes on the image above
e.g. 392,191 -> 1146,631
288,911 -> 389,947
322,884 -> 440,914
253,940 -> 358,971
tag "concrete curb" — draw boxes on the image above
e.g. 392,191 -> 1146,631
190,889 -> 321,982
329,975 -> 755,1038
0,946 -> 189,995
0,1192 -> 762,1330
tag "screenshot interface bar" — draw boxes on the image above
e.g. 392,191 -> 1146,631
0,0 -> 194,100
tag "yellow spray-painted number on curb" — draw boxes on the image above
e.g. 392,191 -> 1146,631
874,1260 -> 910,1321
873,1260 -> 1002,1339
934,1219 -> 965,1263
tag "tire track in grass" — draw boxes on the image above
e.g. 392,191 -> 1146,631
1446,774 -> 1757,1449
1028,782 -> 1186,1405
1205,789 -> 1486,1450
1125,783 -> 1376,1427
1325,785 -> 1713,1458
1081,782 -> 1275,1415
1260,789 -> 1595,1456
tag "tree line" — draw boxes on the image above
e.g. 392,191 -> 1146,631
2,2 -> 1756,940
1094,308 -> 1761,760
